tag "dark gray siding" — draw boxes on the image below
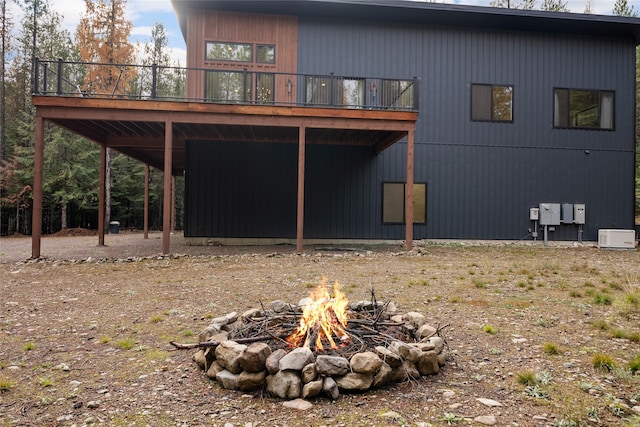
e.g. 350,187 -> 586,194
296,17 -> 636,241
184,16 -> 636,242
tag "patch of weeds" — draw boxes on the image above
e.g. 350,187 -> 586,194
125,289 -> 137,296
535,318 -> 548,328
611,329 -> 627,339
99,336 -> 112,344
591,320 -> 609,331
22,342 -> 35,351
517,281 -> 526,288
535,370 -> 553,385
489,348 -> 502,355
407,279 -> 416,287
144,349 -> 169,361
525,384 -> 550,399
516,371 -> 537,386
554,419 -> 579,427
611,366 -> 634,381
38,377 -> 53,387
628,354 -> 640,373
482,325 -> 495,334
441,412 -> 464,425
568,290 -> 582,298
592,292 -> 612,305
133,345 -> 150,352
116,338 -> 136,350
592,353 -> 617,372
608,401 -> 628,418
434,294 -> 442,301
0,378 -> 14,392
420,279 -> 429,286
584,281 -> 595,288
543,342 -> 561,355
585,406 -> 600,421
472,278 -> 486,289
164,309 -> 180,316
449,295 -> 464,303
150,315 -> 164,323
183,329 -> 193,337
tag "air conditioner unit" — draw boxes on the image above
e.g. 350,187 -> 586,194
598,229 -> 636,249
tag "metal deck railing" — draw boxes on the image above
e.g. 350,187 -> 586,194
33,58 -> 419,112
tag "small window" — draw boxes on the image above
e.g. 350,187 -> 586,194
553,88 -> 614,130
206,42 -> 253,62
471,84 -> 513,122
205,71 -> 252,102
383,183 -> 426,224
256,45 -> 275,64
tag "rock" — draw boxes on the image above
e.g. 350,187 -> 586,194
335,372 -> 373,391
86,401 -> 99,409
426,336 -> 444,353
279,347 -> 314,371
415,323 -> 437,339
404,311 -> 426,329
477,398 -> 503,407
631,406 -> 640,415
301,379 -> 323,398
206,361 -> 225,379
216,370 -> 240,390
266,370 -> 301,399
413,342 -> 435,352
349,351 -> 383,374
390,361 -> 419,382
374,346 -> 403,368
298,297 -> 314,307
380,411 -> 403,421
193,349 -> 206,370
389,341 -> 422,363
372,362 -> 394,388
442,390 -> 455,398
237,370 -> 266,391
415,350 -> 439,376
301,363 -> 317,383
315,355 -> 350,376
322,376 -> 340,400
390,314 -> 404,323
474,415 -> 497,425
282,398 -> 313,410
215,341 -> 247,374
269,300 -> 290,313
238,342 -> 271,373
198,323 -> 222,342
437,350 -> 449,367
265,349 -> 287,374
240,308 -> 262,320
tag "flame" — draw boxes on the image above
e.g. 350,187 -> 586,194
287,278 -> 350,351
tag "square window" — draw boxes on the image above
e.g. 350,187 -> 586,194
383,183 -> 426,224
471,84 -> 513,122
256,45 -> 275,64
553,88 -> 614,130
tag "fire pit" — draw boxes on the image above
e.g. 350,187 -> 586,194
171,279 -> 449,400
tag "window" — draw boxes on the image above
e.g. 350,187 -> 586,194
205,42 -> 253,62
255,73 -> 275,103
383,183 -> 426,224
553,88 -> 614,130
256,45 -> 275,64
471,84 -> 513,122
381,79 -> 415,110
205,71 -> 252,102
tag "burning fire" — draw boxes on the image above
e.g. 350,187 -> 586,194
287,278 -> 350,351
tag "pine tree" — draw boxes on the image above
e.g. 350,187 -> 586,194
540,0 -> 569,12
612,0 -> 638,17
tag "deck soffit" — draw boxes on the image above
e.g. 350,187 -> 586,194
33,97 -> 417,174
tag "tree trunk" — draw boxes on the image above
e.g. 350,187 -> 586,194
61,203 -> 67,230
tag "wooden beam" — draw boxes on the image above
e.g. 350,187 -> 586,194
162,121 -> 173,254
98,145 -> 106,246
405,128 -> 415,251
31,116 -> 44,259
297,126 -> 306,253
171,175 -> 176,233
144,164 -> 149,239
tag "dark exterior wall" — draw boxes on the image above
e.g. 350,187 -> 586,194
296,17 -> 636,241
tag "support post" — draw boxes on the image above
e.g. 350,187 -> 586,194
162,120 -> 173,254
171,175 -> 176,233
31,115 -> 44,259
98,145 -> 106,246
144,164 -> 149,239
405,128 -> 414,250
296,126 -> 306,252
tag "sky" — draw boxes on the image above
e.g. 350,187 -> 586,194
9,0 -> 640,66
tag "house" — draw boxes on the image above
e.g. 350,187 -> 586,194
30,0 -> 640,257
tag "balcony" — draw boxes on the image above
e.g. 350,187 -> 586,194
34,58 -> 419,111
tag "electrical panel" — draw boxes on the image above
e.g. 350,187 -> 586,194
574,204 -> 585,225
561,203 -> 573,224
539,203 -> 560,225
529,207 -> 539,221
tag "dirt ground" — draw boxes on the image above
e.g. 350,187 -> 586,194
0,232 -> 639,426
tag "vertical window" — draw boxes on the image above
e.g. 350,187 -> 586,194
383,183 -> 426,224
381,80 -> 415,110
256,73 -> 274,103
205,71 -> 252,102
205,42 -> 253,62
553,88 -> 614,130
471,84 -> 513,122
256,45 -> 275,64
338,78 -> 365,107
305,76 -> 333,105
